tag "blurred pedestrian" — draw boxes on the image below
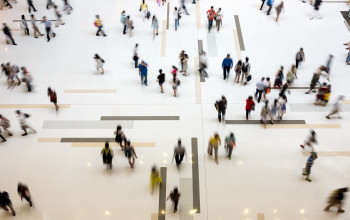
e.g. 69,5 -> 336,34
17,183 -> 32,207
151,15 -> 159,39
54,5 -> 65,27
31,14 -> 44,38
295,48 -> 305,69
21,66 -> 33,92
234,60 -> 243,83
216,8 -> 223,31
94,54 -> 105,74
242,57 -> 250,83
172,139 -> 187,168
275,1 -> 284,22
324,188 -> 348,213
94,15 -> 107,37
16,110 -> 36,136
199,51 -> 208,77
273,66 -> 284,89
133,44 -> 139,68
224,132 -> 236,160
171,75 -> 180,97
310,0 -> 322,20
2,23 -> 17,45
167,187 -> 181,213
326,95 -> 344,119
0,115 -> 13,136
302,152 -> 318,182
300,130 -> 317,151
260,100 -> 273,126
157,69 -> 165,93
124,140 -> 138,168
215,96 -> 227,123
305,70 -> 321,94
266,0 -> 274,15
245,96 -> 255,120
114,125 -> 126,150
42,16 -> 56,42
121,10 -> 127,34
27,0 -> 37,13
206,6 -> 216,32
140,0 -> 148,21
126,16 -> 134,37
21,15 -> 30,35
208,132 -> 221,164
255,77 -> 267,103
63,0 -> 73,14
0,191 -> 16,216
277,95 -> 287,120
139,60 -> 148,86
47,87 -> 59,111
150,165 -> 162,193
46,0 -> 55,9
101,141 -> 113,170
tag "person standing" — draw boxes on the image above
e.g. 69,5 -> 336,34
222,54 -> 233,80
0,191 -> 16,216
17,183 -> 33,207
133,44 -> 139,68
324,188 -> 348,213
310,0 -> 322,20
126,16 -> 134,37
94,54 -> 105,74
181,53 -> 189,75
302,152 -> 318,182
295,48 -> 305,69
47,87 -> 59,111
27,0 -> 37,13
245,96 -> 255,120
216,8 -> 223,32
174,7 -> 179,31
16,110 -> 36,136
266,0 -> 274,15
21,15 -> 30,36
2,23 -> 17,45
208,132 -> 221,164
172,139 -> 187,168
171,75 -> 180,97
54,5 -> 65,27
255,77 -> 267,103
300,130 -> 318,151
206,6 -> 216,32
101,141 -> 113,170
215,96 -> 227,123
326,95 -> 344,119
151,15 -> 159,39
0,115 -> 13,136
124,140 -> 138,168
30,14 -> 44,38
167,187 -> 181,213
325,54 -> 334,81
224,132 -> 236,160
42,16 -> 56,42
94,15 -> 107,37
114,125 -> 126,150
275,1 -> 284,22
121,10 -> 127,35
241,57 -> 250,83
234,60 -> 243,83
139,60 -> 148,86
157,69 -> 165,93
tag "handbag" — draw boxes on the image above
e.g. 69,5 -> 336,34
251,103 -> 255,111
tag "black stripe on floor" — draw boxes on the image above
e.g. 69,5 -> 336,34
100,116 -> 180,120
226,120 -> 306,124
191,138 -> 200,213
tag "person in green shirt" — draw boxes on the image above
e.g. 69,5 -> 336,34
101,141 -> 114,170
224,132 -> 236,160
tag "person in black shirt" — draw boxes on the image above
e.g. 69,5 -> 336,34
167,187 -> 181,213
0,191 -> 16,216
2,23 -> 17,45
215,96 -> 227,123
324,187 -> 348,213
157,69 -> 165,93
27,0 -> 37,13
17,183 -> 33,207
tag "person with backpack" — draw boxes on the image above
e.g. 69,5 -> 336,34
121,10 -> 127,34
215,96 -> 227,123
94,15 -> 107,37
300,130 -> 318,152
16,110 -> 36,136
0,114 -> 13,137
255,77 -> 267,103
0,191 -> 16,216
17,182 -> 33,207
266,0 -> 274,15
224,132 -> 236,160
114,125 -> 126,150
206,6 -> 216,32
124,140 -> 138,168
167,187 -> 181,213
101,141 -> 114,170
157,69 -> 165,93
245,96 -> 255,120
94,54 -> 105,74
171,75 -> 180,97
241,57 -> 250,83
295,48 -> 305,69
47,87 -> 59,111
222,53 -> 233,80
172,139 -> 187,168
302,152 -> 317,182
324,188 -> 348,213
139,60 -> 149,86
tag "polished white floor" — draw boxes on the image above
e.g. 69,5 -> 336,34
1,0 -> 350,219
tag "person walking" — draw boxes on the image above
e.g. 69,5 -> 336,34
324,188 -> 348,213
287,65 -> 297,83
94,15 -> 107,37
255,77 -> 267,103
325,54 -> 334,81
167,187 -> 181,213
208,132 -> 221,164
47,87 -> 59,111
30,14 -> 44,38
174,7 -> 179,31
181,53 -> 189,75
263,77 -> 271,101
0,191 -> 16,216
245,96 -> 255,120
0,128 -> 6,142
121,10 -> 127,35
266,0 -> 274,15
275,1 -> 284,22
206,6 -> 216,32
295,48 -> 305,69
21,67 -> 33,92
42,16 -> 56,42
310,0 -> 323,20
124,140 -> 138,168
222,53 -> 233,80
101,141 -> 113,170
199,51 -> 208,77
126,16 -> 134,37
3,0 -> 13,9
150,165 -> 162,194
305,71 -> 321,94
54,5 -> 65,27
215,96 -> 227,123
17,183 -> 33,207
63,0 -> 73,14
94,54 -> 105,74
277,95 -> 287,120
2,23 -> 17,45
234,60 -> 243,83
241,57 -> 251,83
27,0 -> 37,13
114,125 -> 126,150
300,130 -> 318,151
139,60 -> 148,86
326,95 -> 344,119
172,139 -> 187,168
0,115 -> 13,136
260,100 -> 273,126
46,0 -> 55,9
302,152 -> 318,182
157,69 -> 165,93
21,15 -> 30,36
260,0 -> 266,10
216,8 -> 223,32
16,110 -> 36,136
171,75 -> 180,97
224,132 -> 236,160
140,0 -> 148,21
151,15 -> 159,39
133,44 -> 139,68
279,80 -> 290,97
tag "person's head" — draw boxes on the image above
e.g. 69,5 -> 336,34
172,65 -> 177,70
3,23 -> 7,28
135,43 -> 138,48
127,15 -> 130,19
31,14 -> 34,18
127,140 -> 131,146
248,96 -> 253,101
311,130 -> 316,136
178,138 -> 181,145
266,77 -> 270,82
221,95 -> 226,101
274,99 -> 278,105
54,5 -> 57,9
96,15 -> 100,19
226,53 -> 230,59
141,60 -> 145,65
117,125 -> 122,131
94,54 -> 100,59
261,77 -> 265,81
142,0 -> 145,3
16,110 -> 21,115
322,82 -> 327,87
329,54 -> 334,59
0,114 -> 2,118
173,187 -> 178,194
48,87 -> 52,93
340,187 -> 349,193
175,7 -> 177,10
22,15 -> 25,19
211,6 -> 214,9
238,60 -> 242,65
287,80 -> 291,84
214,132 -> 219,138
159,69 -> 163,74
151,165 -> 157,173
292,64 -> 296,70
245,57 -> 249,62
280,66 -> 284,70
327,84 -> 331,89
300,48 -> 303,52
230,132 -> 234,138
218,8 -> 221,11
122,10 -> 125,14
152,15 -> 155,20
42,16 -> 47,21
105,141 -> 109,149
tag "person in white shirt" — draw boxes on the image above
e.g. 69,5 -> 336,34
300,130 -> 318,151
326,96 -> 344,119
241,57 -> 250,82
215,8 -> 223,32
174,7 -> 180,31
255,77 -> 267,103
30,14 -> 44,38
94,54 -> 104,74
16,110 -> 36,136
199,51 -> 208,77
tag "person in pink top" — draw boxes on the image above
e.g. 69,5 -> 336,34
171,66 -> 178,76
245,96 -> 255,120
206,6 -> 216,32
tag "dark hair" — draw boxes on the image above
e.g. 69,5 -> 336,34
48,87 -> 52,92
117,125 -> 122,130
248,96 -> 253,100
178,139 -> 181,145
266,77 -> 270,81
261,77 -> 265,81
227,53 -> 230,57
237,60 -> 242,65
21,15 -> 25,19
173,187 -> 179,194
245,57 -> 249,62
105,141 -> 109,148
159,69 -> 162,73
16,110 -> 21,114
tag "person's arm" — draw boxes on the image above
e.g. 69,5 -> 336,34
132,147 -> 138,158
230,59 -> 233,68
222,59 -> 224,68
139,68 -> 141,76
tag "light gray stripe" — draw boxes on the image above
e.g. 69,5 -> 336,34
197,40 -> 205,82
234,15 -> 245,51
100,116 -> 179,120
43,120 -> 133,129
191,138 -> 200,213
290,104 -> 350,112
207,32 -> 217,57
180,178 -> 194,220
61,138 -> 115,142
167,2 -> 170,30
226,120 -> 306,124
158,167 -> 167,220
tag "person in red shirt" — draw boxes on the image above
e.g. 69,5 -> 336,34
245,96 -> 255,120
47,87 -> 59,111
206,6 -> 216,32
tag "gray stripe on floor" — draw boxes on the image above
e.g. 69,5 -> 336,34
159,167 -> 167,220
226,120 -> 306,124
43,120 -> 133,129
197,40 -> 205,82
207,31 -> 217,57
290,104 -> 350,112
234,15 -> 245,51
180,178 -> 194,220
100,116 -> 179,120
191,138 -> 200,213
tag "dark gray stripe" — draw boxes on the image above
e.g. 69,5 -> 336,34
234,15 -> 245,51
341,11 -> 350,29
61,138 -> 115,142
272,87 -> 318,89
226,120 -> 306,124
158,167 -> 167,220
100,116 -> 179,120
42,120 -> 133,129
191,138 -> 200,213
197,40 -> 205,82
13,19 -> 58,22
179,178 -> 194,220
167,2 -> 170,30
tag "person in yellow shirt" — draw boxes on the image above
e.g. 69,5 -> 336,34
140,0 -> 148,21
208,132 -> 221,164
94,15 -> 107,37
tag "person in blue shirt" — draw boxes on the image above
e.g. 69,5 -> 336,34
222,54 -> 233,80
302,152 -> 317,182
266,0 -> 274,15
138,60 -> 148,86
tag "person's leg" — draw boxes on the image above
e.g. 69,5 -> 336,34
175,19 -> 178,30
46,27 -> 50,41
228,146 -> 233,158
174,201 -> 178,212
260,0 -> 265,10
218,111 -> 222,122
267,5 -> 272,15
257,90 -> 262,103
0,133 -> 6,142
141,75 -> 144,84
223,67 -> 227,79
96,27 -> 101,36
144,74 -> 148,85
296,59 -> 299,68
222,111 -> 225,122
7,203 -> 16,216
9,35 -> 16,45
324,201 -> 338,211
175,154 -> 180,164
246,110 -> 249,120
24,195 -> 33,207
214,146 -> 218,163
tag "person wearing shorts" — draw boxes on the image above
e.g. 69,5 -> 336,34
124,140 -> 138,168
114,125 -> 126,150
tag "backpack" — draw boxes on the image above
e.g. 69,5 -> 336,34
178,11 -> 182,19
146,11 -> 151,19
177,79 -> 181,86
242,63 -> 249,72
24,113 -> 30,118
